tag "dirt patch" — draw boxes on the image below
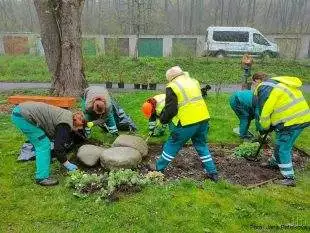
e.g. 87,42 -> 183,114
140,144 -> 309,186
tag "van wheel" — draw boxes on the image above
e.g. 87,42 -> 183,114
215,51 -> 225,58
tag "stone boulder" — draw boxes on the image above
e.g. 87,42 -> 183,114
100,147 -> 142,169
77,144 -> 105,167
112,135 -> 148,158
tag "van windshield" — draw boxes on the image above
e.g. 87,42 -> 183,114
213,31 -> 249,42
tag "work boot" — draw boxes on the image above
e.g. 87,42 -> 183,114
261,158 -> 278,169
275,178 -> 296,187
36,177 -> 59,186
206,173 -> 219,182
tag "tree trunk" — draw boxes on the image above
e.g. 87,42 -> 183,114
34,0 -> 87,97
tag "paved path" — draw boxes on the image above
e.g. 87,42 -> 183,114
1,82 -> 310,93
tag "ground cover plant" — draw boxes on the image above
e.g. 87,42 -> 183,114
0,90 -> 310,232
1,55 -> 310,84
233,142 -> 261,159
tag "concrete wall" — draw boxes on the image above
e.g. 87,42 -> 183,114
1,33 -> 309,59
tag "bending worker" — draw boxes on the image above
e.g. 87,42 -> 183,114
81,86 -> 118,136
154,66 -> 218,181
12,102 -> 86,186
142,94 -> 167,137
252,72 -> 310,186
229,90 -> 259,140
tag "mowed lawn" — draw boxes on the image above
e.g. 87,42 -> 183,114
0,91 -> 310,233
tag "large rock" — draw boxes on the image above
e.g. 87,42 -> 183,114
100,147 -> 142,169
112,135 -> 148,158
77,144 -> 105,166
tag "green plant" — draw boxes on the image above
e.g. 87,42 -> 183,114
98,169 -> 146,201
233,142 -> 260,159
66,170 -> 106,198
144,171 -> 165,185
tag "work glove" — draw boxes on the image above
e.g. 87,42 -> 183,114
84,127 -> 92,138
63,161 -> 78,172
259,126 -> 274,136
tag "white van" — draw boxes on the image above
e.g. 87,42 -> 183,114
205,26 -> 278,58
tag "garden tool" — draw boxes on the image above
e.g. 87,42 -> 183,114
255,132 -> 270,158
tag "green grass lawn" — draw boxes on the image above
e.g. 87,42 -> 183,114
1,55 -> 310,84
0,91 -> 310,233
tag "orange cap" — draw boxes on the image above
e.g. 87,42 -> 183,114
142,101 -> 154,118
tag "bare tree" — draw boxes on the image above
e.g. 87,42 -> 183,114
33,0 -> 87,96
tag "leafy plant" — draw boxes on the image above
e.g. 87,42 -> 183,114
144,171 -> 165,185
66,169 -> 166,202
233,142 -> 260,159
98,169 -> 146,201
66,170 -> 106,198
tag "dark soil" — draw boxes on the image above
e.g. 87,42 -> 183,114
141,144 -> 309,186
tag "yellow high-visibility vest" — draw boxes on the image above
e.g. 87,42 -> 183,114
153,94 -> 166,116
167,73 -> 209,126
255,76 -> 310,129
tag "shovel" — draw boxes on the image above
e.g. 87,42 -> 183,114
254,132 -> 269,157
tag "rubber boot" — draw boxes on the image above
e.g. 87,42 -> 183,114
36,177 -> 59,186
275,178 -> 296,187
206,173 -> 219,182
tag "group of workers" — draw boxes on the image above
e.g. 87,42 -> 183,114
12,66 -> 310,187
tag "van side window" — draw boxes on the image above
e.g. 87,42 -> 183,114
213,31 -> 249,42
253,33 -> 270,46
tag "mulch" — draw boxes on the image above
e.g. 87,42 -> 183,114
140,144 -> 309,186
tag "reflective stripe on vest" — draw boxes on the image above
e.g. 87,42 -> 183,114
173,79 -> 203,107
273,109 -> 310,125
262,82 -> 306,114
153,94 -> 165,116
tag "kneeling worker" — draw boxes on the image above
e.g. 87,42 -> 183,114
155,66 -> 218,181
142,94 -> 167,137
12,102 -> 86,186
81,86 -> 118,136
253,72 -> 310,186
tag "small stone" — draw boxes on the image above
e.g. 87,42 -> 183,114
100,147 -> 142,169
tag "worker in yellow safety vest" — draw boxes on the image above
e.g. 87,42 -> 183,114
252,72 -> 310,186
141,94 -> 167,137
153,66 -> 218,181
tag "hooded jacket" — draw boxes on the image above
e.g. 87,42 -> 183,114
254,76 -> 310,130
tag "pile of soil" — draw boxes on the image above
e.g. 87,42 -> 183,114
141,144 -> 309,186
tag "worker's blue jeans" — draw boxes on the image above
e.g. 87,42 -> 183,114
229,97 -> 251,138
156,121 -> 217,175
11,106 -> 51,180
269,128 -> 304,179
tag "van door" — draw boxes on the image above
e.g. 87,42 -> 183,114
252,33 -> 271,55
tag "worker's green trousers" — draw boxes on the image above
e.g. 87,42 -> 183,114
12,106 -> 51,180
229,96 -> 251,138
156,121 -> 217,175
269,128 -> 304,179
